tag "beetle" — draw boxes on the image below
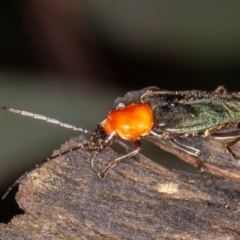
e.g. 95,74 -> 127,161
2,85 -> 240,198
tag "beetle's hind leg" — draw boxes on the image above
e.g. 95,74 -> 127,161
169,138 -> 205,172
210,128 -> 240,164
225,137 -> 240,164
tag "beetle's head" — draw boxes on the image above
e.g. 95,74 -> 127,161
88,123 -> 116,153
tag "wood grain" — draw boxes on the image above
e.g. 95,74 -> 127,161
1,134 -> 240,239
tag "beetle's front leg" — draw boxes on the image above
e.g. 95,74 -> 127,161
98,138 -> 142,179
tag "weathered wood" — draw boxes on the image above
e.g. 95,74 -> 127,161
0,134 -> 240,240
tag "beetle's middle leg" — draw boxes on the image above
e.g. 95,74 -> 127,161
168,138 -> 205,171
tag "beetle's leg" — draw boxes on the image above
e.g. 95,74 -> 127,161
169,138 -> 205,172
209,129 -> 240,140
225,137 -> 240,163
214,85 -> 227,94
98,138 -> 142,179
150,130 -> 166,138
210,130 -> 240,163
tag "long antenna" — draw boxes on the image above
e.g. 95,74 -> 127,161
0,103 -> 135,154
0,104 -> 90,134
0,103 -> 135,199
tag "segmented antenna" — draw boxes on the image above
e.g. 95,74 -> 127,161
0,104 -> 134,153
0,105 -> 90,134
0,103 -> 134,199
0,103 -> 91,199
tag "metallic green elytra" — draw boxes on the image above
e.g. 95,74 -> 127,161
140,88 -> 240,133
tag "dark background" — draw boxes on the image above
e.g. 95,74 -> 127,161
1,1 -> 240,223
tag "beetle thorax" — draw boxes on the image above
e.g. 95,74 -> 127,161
101,103 -> 154,141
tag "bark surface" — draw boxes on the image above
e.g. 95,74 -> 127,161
0,134 -> 240,240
